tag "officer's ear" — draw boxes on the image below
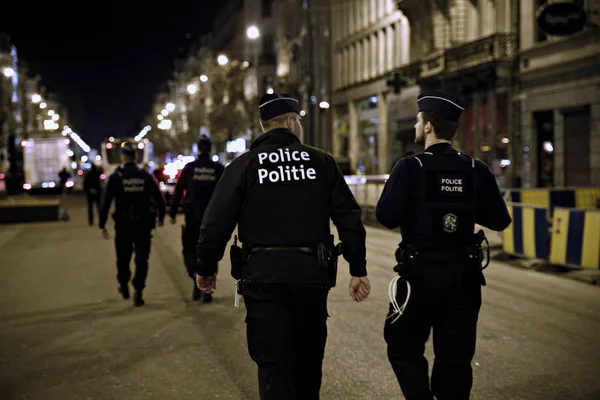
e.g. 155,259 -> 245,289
285,114 -> 294,130
424,120 -> 433,134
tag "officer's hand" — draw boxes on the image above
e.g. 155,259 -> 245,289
196,274 -> 217,294
101,228 -> 110,240
170,217 -> 177,225
157,220 -> 164,227
349,276 -> 371,302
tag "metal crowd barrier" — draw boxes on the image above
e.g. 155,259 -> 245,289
549,207 -> 600,270
502,203 -> 550,261
506,188 -> 600,213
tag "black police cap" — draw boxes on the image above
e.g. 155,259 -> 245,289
121,142 -> 136,156
259,92 -> 300,121
197,135 -> 212,151
417,90 -> 465,122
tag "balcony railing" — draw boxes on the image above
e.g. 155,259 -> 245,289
444,33 -> 516,73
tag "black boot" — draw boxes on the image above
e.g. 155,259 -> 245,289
133,290 -> 145,307
203,293 -> 213,303
192,282 -> 202,301
118,284 -> 130,299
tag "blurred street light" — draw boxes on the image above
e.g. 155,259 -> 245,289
161,109 -> 169,116
247,25 -> 260,40
218,55 -> 229,66
40,102 -> 47,109
48,110 -> 55,116
166,103 -> 175,112
242,61 -> 250,68
187,83 -> 198,95
2,67 -> 14,78
319,101 -> 330,109
157,115 -> 164,120
81,155 -> 88,162
31,94 -> 41,103
158,119 -> 172,130
200,74 -> 208,82
95,155 -> 102,161
52,114 -> 59,121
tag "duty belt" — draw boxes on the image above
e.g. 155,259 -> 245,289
249,246 -> 315,255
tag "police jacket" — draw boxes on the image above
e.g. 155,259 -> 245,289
196,128 -> 367,286
99,163 -> 166,230
376,143 -> 511,250
84,168 -> 101,194
169,154 -> 225,220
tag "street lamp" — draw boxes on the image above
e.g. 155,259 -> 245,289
2,67 -> 14,78
247,25 -> 260,40
187,83 -> 198,95
157,115 -> 164,120
52,114 -> 59,121
161,109 -> 169,116
31,94 -> 41,103
166,103 -> 175,112
48,110 -> 55,116
319,101 -> 330,109
218,54 -> 229,66
40,102 -> 47,109
200,74 -> 208,82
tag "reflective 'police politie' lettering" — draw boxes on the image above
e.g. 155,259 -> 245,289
194,166 -> 217,182
123,178 -> 145,192
257,148 -> 317,184
439,174 -> 465,194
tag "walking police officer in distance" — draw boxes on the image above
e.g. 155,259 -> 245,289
376,90 -> 512,400
99,142 -> 166,307
170,135 -> 224,302
195,92 -> 371,399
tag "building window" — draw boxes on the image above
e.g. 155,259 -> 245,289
533,110 -> 554,187
535,0 -> 548,42
261,0 -> 273,17
262,34 -> 274,53
564,105 -> 591,186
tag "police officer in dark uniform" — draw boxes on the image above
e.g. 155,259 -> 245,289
170,135 -> 224,302
99,142 -> 166,307
195,92 -> 371,399
84,163 -> 102,226
376,90 -> 512,400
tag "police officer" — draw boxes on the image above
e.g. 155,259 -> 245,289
195,92 -> 371,399
84,163 -> 102,226
99,142 -> 166,307
170,135 -> 224,302
376,90 -> 512,400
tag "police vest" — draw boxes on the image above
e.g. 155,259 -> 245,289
117,167 -> 151,224
186,159 -> 221,218
412,150 -> 477,246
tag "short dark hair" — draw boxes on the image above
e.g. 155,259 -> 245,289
421,111 -> 458,141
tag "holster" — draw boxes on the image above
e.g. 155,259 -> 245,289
464,230 -> 488,286
317,235 -> 341,288
393,242 -> 420,280
230,235 -> 246,282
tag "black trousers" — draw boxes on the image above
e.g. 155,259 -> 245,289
181,209 -> 217,279
86,192 -> 100,225
243,284 -> 329,400
114,226 -> 152,291
384,261 -> 482,400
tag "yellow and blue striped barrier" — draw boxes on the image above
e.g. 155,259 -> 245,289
502,203 -> 549,260
508,188 -> 600,212
549,207 -> 600,269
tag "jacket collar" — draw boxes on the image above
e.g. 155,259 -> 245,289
250,128 -> 300,150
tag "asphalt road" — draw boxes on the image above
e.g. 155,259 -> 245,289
0,197 -> 598,399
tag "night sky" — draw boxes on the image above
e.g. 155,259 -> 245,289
3,1 -> 221,150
